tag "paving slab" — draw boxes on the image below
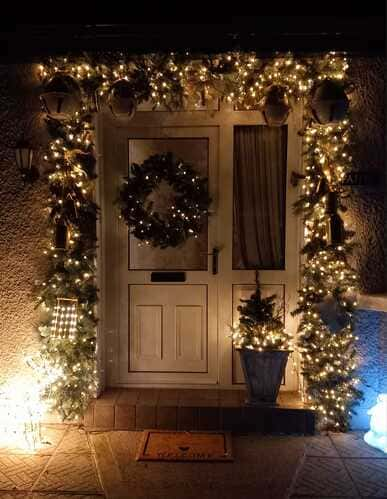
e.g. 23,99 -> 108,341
344,458 -> 387,497
55,427 -> 91,454
291,456 -> 359,497
91,431 -> 306,499
31,494 -> 104,498
33,452 -> 102,494
0,454 -> 50,491
304,434 -> 340,457
330,431 -> 387,459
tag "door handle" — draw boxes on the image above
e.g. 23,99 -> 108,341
201,247 -> 220,275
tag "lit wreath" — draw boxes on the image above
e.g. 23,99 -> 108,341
117,152 -> 211,248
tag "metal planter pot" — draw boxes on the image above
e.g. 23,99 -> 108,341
238,349 -> 290,405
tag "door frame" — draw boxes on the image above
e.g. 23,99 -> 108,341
96,99 -> 304,389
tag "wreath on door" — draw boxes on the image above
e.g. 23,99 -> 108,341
117,152 -> 211,248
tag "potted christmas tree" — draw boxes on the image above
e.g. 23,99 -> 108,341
231,275 -> 292,405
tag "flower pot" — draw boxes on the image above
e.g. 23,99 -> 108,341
238,349 -> 290,405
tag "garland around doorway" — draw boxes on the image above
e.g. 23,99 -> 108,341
35,51 -> 360,429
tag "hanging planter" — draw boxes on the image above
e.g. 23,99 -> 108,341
107,79 -> 137,118
260,85 -> 290,127
41,73 -> 81,119
310,79 -> 349,124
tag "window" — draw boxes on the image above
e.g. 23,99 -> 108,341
233,125 -> 287,270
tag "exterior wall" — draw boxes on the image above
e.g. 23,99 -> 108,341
351,309 -> 387,429
0,64 -> 47,386
0,58 -> 385,430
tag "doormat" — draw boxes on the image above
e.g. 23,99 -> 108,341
136,430 -> 233,462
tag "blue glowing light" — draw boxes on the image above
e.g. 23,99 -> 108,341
364,394 -> 387,454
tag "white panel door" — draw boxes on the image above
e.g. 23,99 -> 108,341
102,120 -> 219,385
100,100 -> 302,389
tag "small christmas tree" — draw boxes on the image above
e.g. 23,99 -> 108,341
231,276 -> 292,351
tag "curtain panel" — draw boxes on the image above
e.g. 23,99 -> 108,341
233,125 -> 287,270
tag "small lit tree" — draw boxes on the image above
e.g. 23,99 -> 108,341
231,279 -> 292,351
230,275 -> 293,405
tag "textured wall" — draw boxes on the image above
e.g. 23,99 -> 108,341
348,58 -> 385,293
0,64 -> 47,385
351,309 -> 387,430
0,60 -> 385,428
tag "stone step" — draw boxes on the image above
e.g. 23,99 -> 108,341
84,388 -> 315,435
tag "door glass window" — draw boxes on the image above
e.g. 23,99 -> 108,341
233,125 -> 287,270
128,138 -> 209,270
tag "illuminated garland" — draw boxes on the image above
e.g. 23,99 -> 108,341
36,52 -> 360,428
117,152 -> 211,248
36,113 -> 98,420
293,110 -> 362,431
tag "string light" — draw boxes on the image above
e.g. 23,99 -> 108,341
35,51 -> 359,428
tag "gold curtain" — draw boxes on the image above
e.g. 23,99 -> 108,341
233,125 -> 287,269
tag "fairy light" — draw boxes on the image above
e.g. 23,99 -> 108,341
51,298 -> 78,340
35,52 -> 359,427
293,55 -> 360,430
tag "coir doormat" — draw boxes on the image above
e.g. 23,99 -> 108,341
136,430 -> 233,462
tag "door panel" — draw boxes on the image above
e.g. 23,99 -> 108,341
128,138 -> 209,270
134,305 -> 163,363
130,284 -> 207,373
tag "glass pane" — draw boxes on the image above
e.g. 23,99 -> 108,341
233,125 -> 287,270
128,138 -> 208,270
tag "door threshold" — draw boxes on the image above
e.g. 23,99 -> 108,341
84,387 -> 314,434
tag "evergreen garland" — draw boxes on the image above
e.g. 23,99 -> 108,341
117,152 -> 211,248
34,52 -> 360,430
292,118 -> 362,431
35,113 -> 98,420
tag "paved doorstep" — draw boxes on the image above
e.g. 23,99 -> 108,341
290,431 -> 387,498
89,431 -> 306,499
1,427 -> 386,498
0,425 -> 105,498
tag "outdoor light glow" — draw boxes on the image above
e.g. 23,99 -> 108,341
0,378 -> 47,451
364,394 -> 387,454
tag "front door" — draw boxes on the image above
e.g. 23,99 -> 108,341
100,100 -> 301,389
